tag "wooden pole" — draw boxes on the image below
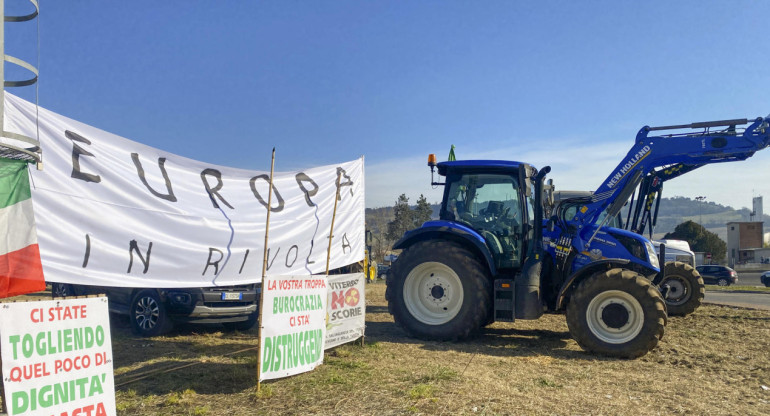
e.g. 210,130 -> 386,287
323,171 -> 365,347
325,170 -> 343,275
359,263 -> 366,347
1,347 -> 6,414
256,148 -> 276,392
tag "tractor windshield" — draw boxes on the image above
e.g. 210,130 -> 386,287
560,202 -> 622,228
442,173 -> 524,270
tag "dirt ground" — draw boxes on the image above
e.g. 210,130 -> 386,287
3,282 -> 770,415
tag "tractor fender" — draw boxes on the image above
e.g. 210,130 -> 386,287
555,258 -> 631,310
393,221 -> 497,277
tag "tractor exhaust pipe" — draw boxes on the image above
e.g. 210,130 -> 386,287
515,166 -> 551,319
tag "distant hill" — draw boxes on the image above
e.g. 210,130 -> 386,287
643,196 -> 769,241
367,196 -> 769,243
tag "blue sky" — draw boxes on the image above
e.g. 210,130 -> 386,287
6,1 -> 770,209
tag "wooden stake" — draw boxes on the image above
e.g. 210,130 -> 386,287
1,347 -> 6,414
256,148 -> 276,392
325,170 -> 343,275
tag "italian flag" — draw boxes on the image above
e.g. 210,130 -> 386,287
0,157 -> 45,298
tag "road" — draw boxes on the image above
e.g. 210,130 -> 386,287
734,271 -> 766,287
704,290 -> 770,310
702,271 -> 770,310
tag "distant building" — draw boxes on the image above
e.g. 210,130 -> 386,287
726,221 -> 764,266
751,196 -> 765,240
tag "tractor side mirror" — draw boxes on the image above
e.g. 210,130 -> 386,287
365,230 -> 373,246
543,179 -> 554,207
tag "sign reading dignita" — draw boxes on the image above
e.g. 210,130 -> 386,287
0,297 -> 116,416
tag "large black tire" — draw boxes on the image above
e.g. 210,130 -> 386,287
660,261 -> 704,316
566,268 -> 667,359
130,290 -> 172,337
385,240 -> 491,341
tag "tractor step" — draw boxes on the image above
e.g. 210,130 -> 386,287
493,279 -> 515,322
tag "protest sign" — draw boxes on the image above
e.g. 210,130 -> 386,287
259,276 -> 327,381
0,93 -> 365,288
325,273 -> 365,349
0,297 -> 115,416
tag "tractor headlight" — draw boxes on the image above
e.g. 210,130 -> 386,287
611,233 -> 646,262
645,241 -> 660,269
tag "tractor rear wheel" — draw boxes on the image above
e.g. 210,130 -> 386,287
386,240 -> 491,341
660,261 -> 704,316
566,268 -> 667,359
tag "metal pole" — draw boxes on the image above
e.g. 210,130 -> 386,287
256,148 -> 276,392
696,195 -> 706,224
325,170 -> 342,275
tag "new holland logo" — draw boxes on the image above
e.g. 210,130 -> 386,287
606,145 -> 651,189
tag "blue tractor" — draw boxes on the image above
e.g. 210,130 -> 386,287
386,115 -> 770,358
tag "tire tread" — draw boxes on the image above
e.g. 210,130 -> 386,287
662,261 -> 705,316
566,268 -> 666,359
386,240 -> 490,341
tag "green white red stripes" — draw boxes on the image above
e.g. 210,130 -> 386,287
0,157 -> 44,298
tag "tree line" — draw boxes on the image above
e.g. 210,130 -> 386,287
365,194 -> 434,263
663,220 -> 726,264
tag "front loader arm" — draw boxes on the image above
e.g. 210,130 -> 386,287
571,115 -> 770,235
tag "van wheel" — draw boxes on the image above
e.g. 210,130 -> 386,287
131,290 -> 172,337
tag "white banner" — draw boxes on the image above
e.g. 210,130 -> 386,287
325,273 -> 365,349
259,275 -> 327,381
1,94 -> 365,288
0,297 -> 116,416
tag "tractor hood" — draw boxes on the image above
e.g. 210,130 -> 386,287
576,225 -> 660,273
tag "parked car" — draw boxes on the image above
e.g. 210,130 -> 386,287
52,283 -> 259,337
694,265 -> 739,286
377,264 -> 391,279
761,271 -> 770,288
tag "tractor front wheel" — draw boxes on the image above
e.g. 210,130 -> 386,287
386,240 -> 491,341
660,261 -> 704,316
566,268 -> 667,358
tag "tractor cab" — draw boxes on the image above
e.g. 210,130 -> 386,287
436,160 -> 536,273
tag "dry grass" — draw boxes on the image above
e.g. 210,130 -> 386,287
4,283 -> 770,415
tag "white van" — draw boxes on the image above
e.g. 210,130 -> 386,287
653,239 -> 696,267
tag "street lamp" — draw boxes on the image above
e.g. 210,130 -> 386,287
695,196 -> 707,224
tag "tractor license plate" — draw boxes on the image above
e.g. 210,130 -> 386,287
221,292 -> 243,301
